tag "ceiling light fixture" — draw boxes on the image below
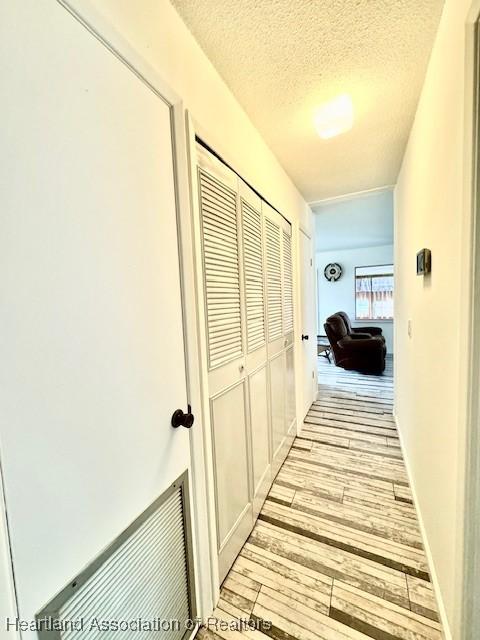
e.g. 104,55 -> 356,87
314,94 -> 354,139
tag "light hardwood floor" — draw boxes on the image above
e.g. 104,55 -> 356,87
198,355 -> 444,640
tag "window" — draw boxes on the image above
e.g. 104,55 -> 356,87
355,264 -> 394,320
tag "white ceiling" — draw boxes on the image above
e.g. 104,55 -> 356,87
314,188 -> 393,251
171,0 -> 444,202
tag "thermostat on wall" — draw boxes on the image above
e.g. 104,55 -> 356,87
416,249 -> 431,275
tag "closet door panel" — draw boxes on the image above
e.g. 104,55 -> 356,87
285,345 -> 296,434
197,146 -> 252,583
282,227 -> 294,337
242,199 -> 266,354
198,169 -> 243,371
211,381 -> 251,580
264,205 -> 283,357
240,182 -> 269,519
269,351 -> 285,459
240,183 -> 267,371
248,365 -> 270,516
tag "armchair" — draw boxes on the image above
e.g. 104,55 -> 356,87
337,311 -> 385,341
324,313 -> 386,374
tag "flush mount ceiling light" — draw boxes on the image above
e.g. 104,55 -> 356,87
314,94 -> 354,139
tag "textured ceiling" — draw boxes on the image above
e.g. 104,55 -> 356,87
171,0 -> 444,202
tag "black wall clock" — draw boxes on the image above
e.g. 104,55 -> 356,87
324,263 -> 342,282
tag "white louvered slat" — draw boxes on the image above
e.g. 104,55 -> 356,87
282,229 -> 294,334
53,487 -> 190,640
242,199 -> 265,352
265,217 -> 282,341
199,169 -> 242,369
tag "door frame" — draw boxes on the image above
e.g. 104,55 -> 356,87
0,457 -> 19,638
461,2 -> 480,637
2,0 -> 214,623
298,227 -> 317,418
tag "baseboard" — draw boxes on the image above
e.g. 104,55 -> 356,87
393,411 -> 453,640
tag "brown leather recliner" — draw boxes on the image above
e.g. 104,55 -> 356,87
337,311 -> 385,342
324,312 -> 386,374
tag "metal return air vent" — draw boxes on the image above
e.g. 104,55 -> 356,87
36,473 -> 196,639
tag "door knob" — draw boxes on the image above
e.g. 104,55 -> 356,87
301,334 -> 309,341
171,405 -> 194,429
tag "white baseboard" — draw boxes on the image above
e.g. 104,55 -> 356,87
393,411 -> 453,640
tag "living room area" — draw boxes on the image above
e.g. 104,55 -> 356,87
313,187 -> 394,377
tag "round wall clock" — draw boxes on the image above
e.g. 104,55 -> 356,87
324,263 -> 342,282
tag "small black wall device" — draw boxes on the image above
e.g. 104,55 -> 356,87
416,249 -> 431,275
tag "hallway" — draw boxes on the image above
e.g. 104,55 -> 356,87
2,1 -> 477,636
200,358 -> 443,640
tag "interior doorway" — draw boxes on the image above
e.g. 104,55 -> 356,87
312,189 -> 395,383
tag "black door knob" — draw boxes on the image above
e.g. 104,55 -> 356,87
301,334 -> 309,341
171,405 -> 194,429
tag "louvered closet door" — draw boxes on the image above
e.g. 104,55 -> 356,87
239,181 -> 270,519
242,194 -> 266,358
264,205 -> 296,477
282,225 -> 294,338
196,146 -> 253,583
264,203 -> 284,358
199,170 -> 242,370
264,203 -> 285,473
282,223 -> 296,436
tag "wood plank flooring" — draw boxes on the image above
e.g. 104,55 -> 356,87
198,356 -> 444,640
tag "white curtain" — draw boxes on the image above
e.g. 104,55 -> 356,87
355,273 -> 393,320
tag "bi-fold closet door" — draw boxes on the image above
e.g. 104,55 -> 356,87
196,144 -> 295,583
264,204 -> 296,480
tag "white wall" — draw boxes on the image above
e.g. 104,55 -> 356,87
313,189 -> 394,252
394,0 -> 474,637
316,245 -> 394,351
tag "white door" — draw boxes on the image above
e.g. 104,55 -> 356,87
282,225 -> 296,435
300,230 -> 317,417
0,0 -> 193,629
239,183 -> 270,519
264,204 -> 296,478
264,204 -> 285,464
196,147 -> 253,582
